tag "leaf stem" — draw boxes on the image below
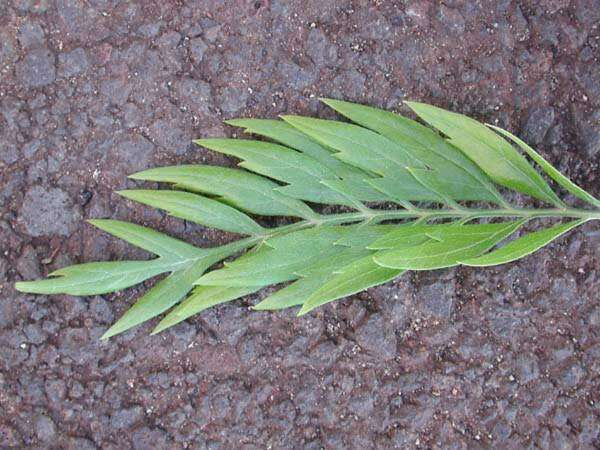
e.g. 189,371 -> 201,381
316,207 -> 600,224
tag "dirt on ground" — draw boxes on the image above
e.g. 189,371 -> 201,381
1,0 -> 599,448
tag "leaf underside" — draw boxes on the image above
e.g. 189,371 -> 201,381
15,99 -> 598,339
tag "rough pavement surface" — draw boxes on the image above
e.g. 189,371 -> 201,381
1,1 -> 599,448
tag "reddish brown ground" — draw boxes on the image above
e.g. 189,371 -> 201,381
0,0 -> 598,448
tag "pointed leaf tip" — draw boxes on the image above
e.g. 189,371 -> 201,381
14,281 -> 31,293
319,97 -> 338,106
296,308 -> 309,317
100,329 -> 114,341
127,169 -> 152,180
223,118 -> 250,127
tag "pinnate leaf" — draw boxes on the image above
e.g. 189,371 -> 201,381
15,99 -> 598,338
225,118 -> 364,178
253,275 -> 330,311
99,240 -> 247,339
196,226 -> 353,287
368,223 -> 440,250
101,264 -> 203,339
282,115 -> 439,204
281,115 -> 422,172
230,115 -> 429,208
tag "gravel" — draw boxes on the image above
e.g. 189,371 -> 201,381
16,48 -> 56,88
306,28 -> 338,67
1,1 -> 598,448
57,48 -> 89,78
523,105 -> 556,145
34,414 -> 56,442
19,186 -> 81,237
17,21 -> 46,50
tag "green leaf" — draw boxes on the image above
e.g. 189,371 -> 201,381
253,275 -> 329,310
253,227 -> 394,311
226,118 -> 391,203
16,99 -> 597,336
406,101 -> 564,207
101,262 -> 204,339
332,178 -> 394,203
118,189 -> 263,235
488,124 -> 600,208
374,221 -> 524,270
461,220 -> 584,267
282,115 -> 439,203
195,226 -> 353,287
195,138 -> 355,206
257,234 -> 401,312
425,222 -> 522,241
88,219 -> 202,260
322,98 -> 508,205
152,285 -> 259,334
334,224 -> 398,247
368,223 -> 439,250
298,256 -> 403,315
15,260 -> 166,296
196,250 -> 298,287
225,119 -> 364,178
130,165 -> 316,219
282,115 -> 423,171
254,229 -> 400,310
99,239 -> 250,339
293,246 -> 372,278
214,223 -> 398,311
363,177 -> 438,204
406,167 -> 467,210
17,219 -> 263,339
